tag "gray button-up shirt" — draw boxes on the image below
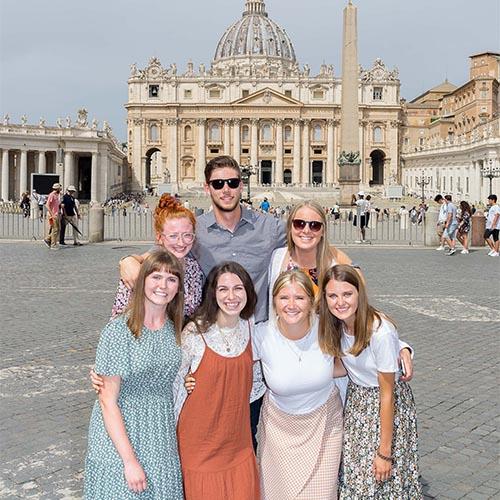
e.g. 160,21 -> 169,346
192,205 -> 286,323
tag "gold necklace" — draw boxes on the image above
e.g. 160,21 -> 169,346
277,318 -> 311,363
217,323 -> 239,353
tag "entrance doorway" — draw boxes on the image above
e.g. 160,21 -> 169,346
260,160 -> 272,185
77,156 -> 91,200
283,169 -> 292,185
145,148 -> 161,189
370,150 -> 385,185
312,160 -> 323,185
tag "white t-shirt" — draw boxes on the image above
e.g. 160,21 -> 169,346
341,317 -> 400,387
486,204 -> 500,230
438,203 -> 448,223
253,316 -> 336,415
356,199 -> 368,217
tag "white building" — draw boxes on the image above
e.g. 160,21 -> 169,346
126,0 -> 403,192
0,110 -> 127,202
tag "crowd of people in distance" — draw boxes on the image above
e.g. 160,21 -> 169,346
84,155 -> 422,500
434,193 -> 499,257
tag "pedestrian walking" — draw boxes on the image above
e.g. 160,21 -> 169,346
352,191 -> 368,243
484,194 -> 500,257
434,194 -> 448,251
84,250 -> 185,499
20,192 -> 30,217
318,265 -> 423,499
60,186 -> 82,246
457,201 -> 472,254
43,183 -> 62,249
442,195 -> 459,256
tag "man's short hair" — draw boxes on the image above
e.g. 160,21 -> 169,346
488,194 -> 497,202
434,194 -> 443,203
444,195 -> 452,201
204,156 -> 241,183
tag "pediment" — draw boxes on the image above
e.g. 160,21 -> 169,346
232,88 -> 303,107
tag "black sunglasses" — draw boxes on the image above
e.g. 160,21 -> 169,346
292,219 -> 324,232
208,178 -> 241,190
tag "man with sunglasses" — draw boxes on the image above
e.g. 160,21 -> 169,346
191,155 -> 286,449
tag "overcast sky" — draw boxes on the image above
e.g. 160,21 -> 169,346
1,0 -> 498,141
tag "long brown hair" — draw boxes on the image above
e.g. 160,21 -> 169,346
286,201 -> 334,279
191,261 -> 256,334
127,249 -> 184,343
154,194 -> 196,241
317,264 -> 393,357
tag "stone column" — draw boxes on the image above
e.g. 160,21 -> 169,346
167,118 -> 179,185
232,118 -> 241,162
275,119 -> 284,185
223,119 -> 231,155
37,150 -> 47,174
196,119 -> 206,183
100,150 -> 109,201
91,152 -> 99,202
64,151 -> 74,188
302,119 -> 311,184
20,149 -> 28,195
293,119 -> 301,184
250,119 -> 259,168
326,119 -> 335,185
1,149 -> 9,201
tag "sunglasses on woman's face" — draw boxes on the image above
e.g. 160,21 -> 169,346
292,219 -> 324,232
208,178 -> 241,190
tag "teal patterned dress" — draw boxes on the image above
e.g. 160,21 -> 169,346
84,316 -> 184,499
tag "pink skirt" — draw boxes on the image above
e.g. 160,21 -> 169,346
257,387 -> 343,499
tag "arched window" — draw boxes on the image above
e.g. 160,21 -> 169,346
184,125 -> 192,142
261,123 -> 272,142
373,126 -> 383,143
284,125 -> 292,142
209,122 -> 221,142
150,124 -> 159,142
241,124 -> 250,143
313,123 -> 323,142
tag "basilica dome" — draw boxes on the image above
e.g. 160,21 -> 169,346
213,0 -> 297,71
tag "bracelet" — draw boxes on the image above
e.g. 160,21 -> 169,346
377,450 -> 393,463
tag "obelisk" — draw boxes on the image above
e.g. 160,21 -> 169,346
338,0 -> 361,206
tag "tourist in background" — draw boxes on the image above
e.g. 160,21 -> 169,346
442,194 -> 458,256
434,194 -> 448,251
484,194 -> 500,257
456,200 -> 472,254
43,183 -> 62,250
318,264 -> 422,498
20,192 -> 30,218
84,250 -> 185,499
60,186 -> 82,246
352,191 -> 369,243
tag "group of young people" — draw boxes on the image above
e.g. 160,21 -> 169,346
84,155 -> 423,499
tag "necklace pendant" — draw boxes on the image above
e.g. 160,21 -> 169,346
226,347 -> 231,352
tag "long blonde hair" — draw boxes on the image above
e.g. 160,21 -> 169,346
127,249 -> 184,343
317,264 -> 393,357
286,201 -> 334,279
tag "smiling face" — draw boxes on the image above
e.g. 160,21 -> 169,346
144,268 -> 180,308
215,272 -> 247,320
324,278 -> 359,330
274,280 -> 313,328
204,167 -> 242,213
157,216 -> 195,259
290,205 -> 325,254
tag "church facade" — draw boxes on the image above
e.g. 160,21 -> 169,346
126,0 -> 403,192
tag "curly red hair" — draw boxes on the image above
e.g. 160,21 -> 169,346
153,194 -> 196,236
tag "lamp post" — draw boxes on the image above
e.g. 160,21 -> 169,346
481,158 -> 500,195
241,159 -> 258,204
415,170 -> 431,202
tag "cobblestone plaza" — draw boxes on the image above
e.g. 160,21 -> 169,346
0,242 -> 498,499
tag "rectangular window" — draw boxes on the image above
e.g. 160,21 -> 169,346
443,177 -> 446,191
149,85 -> 159,98
184,89 -> 192,99
285,90 -> 292,98
312,89 -> 324,99
450,177 -> 453,191
242,148 -> 249,154
210,148 -> 220,154
284,148 -> 292,154
209,88 -> 221,99
313,149 -> 322,155
373,87 -> 383,100
466,177 -> 469,193
242,89 -> 249,98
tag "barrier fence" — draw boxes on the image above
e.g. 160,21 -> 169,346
0,211 -> 424,245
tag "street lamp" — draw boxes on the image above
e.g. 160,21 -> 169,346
241,159 -> 258,204
481,158 -> 500,195
415,170 -> 431,202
